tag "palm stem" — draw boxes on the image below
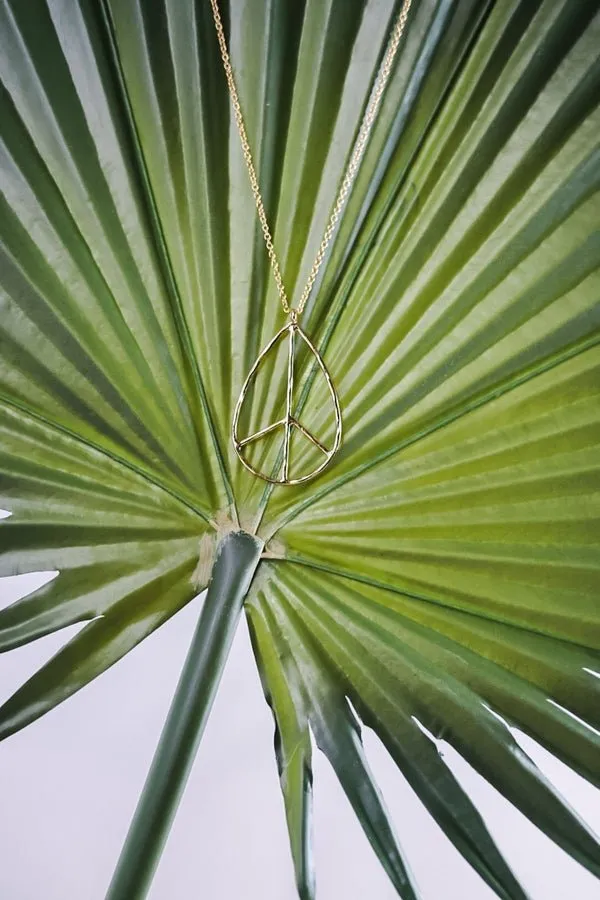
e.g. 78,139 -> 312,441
105,530 -> 263,900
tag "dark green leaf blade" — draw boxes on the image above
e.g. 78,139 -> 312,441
247,595 -> 315,900
250,584 -> 422,900
258,565 -> 534,900
0,554 -> 199,741
271,564 -> 600,881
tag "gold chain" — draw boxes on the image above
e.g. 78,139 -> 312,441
210,0 -> 412,317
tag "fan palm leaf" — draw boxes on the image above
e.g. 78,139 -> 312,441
0,0 -> 599,897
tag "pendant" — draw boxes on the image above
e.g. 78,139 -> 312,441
232,314 -> 342,485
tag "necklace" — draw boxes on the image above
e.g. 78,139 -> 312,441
210,0 -> 412,485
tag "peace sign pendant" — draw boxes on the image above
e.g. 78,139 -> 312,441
232,314 -> 342,485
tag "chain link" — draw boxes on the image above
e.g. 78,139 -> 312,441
210,0 -> 412,318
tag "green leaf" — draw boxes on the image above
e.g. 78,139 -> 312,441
248,587 -> 421,900
247,595 -> 315,900
0,554 -> 199,741
263,562 -> 600,879
1,0 -> 599,897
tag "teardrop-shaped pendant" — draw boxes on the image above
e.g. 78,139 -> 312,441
232,316 -> 342,485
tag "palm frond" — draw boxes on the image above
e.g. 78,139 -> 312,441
1,0 -> 599,897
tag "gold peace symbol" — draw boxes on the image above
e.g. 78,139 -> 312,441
232,321 -> 342,485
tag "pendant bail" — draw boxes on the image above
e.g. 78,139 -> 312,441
288,308 -> 298,326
